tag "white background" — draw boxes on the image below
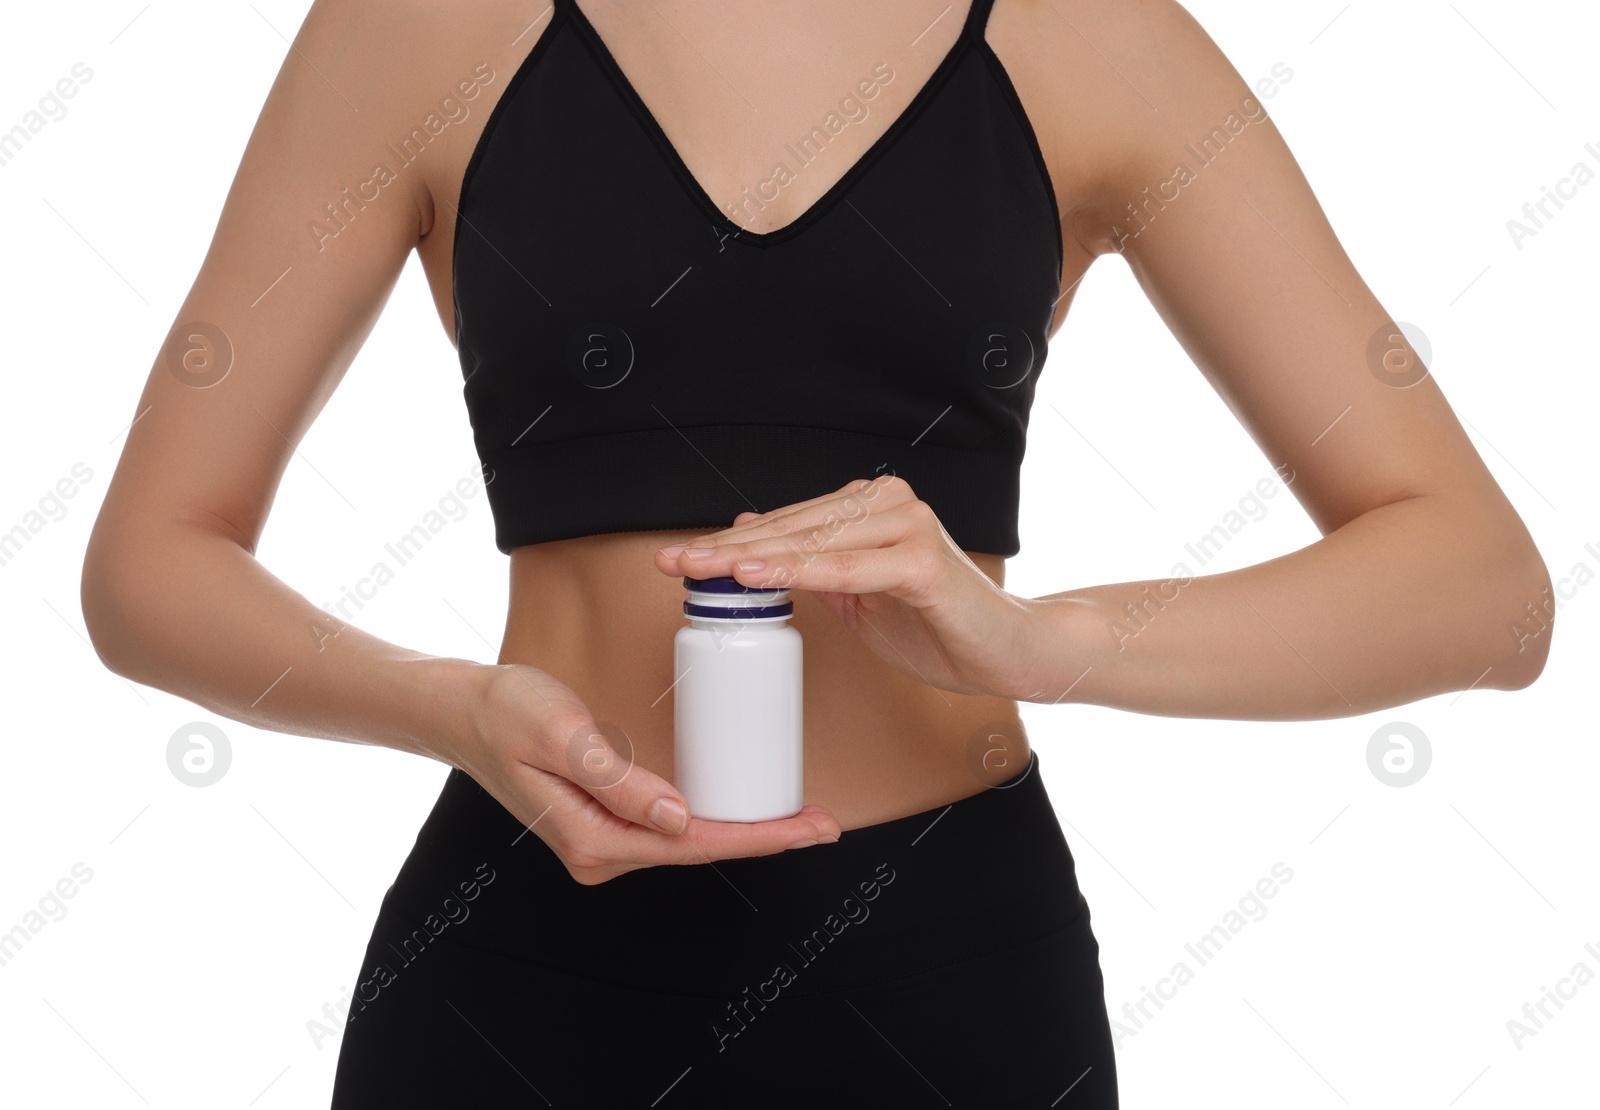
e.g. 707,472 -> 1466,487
1,1 -> 1595,1107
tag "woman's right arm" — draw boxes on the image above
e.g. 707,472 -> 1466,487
80,0 -> 838,882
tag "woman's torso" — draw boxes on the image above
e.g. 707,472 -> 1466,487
405,0 -> 1099,830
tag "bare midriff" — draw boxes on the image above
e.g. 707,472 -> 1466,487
402,2 -> 1058,834
498,529 -> 1028,832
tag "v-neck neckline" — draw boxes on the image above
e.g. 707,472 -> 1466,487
561,0 -> 985,246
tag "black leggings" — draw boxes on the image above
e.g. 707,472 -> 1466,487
330,750 -> 1118,1107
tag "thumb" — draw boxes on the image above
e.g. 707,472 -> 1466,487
562,721 -> 690,834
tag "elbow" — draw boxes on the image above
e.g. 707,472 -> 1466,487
80,525 -> 145,680
1493,556 -> 1555,691
1500,643 -> 1549,693
80,555 -> 127,678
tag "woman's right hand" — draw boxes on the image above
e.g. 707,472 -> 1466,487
448,663 -> 841,885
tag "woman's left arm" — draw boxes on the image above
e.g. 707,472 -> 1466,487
657,1 -> 1553,720
1006,0 -> 1553,719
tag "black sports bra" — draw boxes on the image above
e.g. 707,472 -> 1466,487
452,0 -> 1062,557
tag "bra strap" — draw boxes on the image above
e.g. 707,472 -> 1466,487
963,0 -> 998,42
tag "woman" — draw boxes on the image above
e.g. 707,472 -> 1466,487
80,0 -> 1551,1105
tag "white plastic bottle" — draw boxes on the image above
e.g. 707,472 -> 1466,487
673,575 -> 803,822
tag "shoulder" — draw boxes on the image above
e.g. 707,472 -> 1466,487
989,0 -> 1276,256
275,0 -> 543,240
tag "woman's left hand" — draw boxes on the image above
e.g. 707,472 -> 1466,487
652,476 -> 1041,699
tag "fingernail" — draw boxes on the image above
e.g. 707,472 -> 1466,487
787,836 -> 820,849
649,797 -> 689,833
684,547 -> 716,559
658,543 -> 688,556
735,559 -> 766,572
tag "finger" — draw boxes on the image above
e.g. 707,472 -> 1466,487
675,503 -> 935,590
721,475 -> 910,541
678,807 -> 845,861
557,726 -> 699,834
586,804 -> 844,870
657,495 -> 905,585
650,506 -> 769,575
651,478 -> 907,581
742,542 -> 940,600
671,475 -> 909,550
554,725 -> 847,851
506,764 -> 837,879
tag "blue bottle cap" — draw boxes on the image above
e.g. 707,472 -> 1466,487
683,575 -> 770,593
682,575 -> 792,619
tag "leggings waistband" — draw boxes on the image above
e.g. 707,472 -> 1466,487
376,749 -> 1089,997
